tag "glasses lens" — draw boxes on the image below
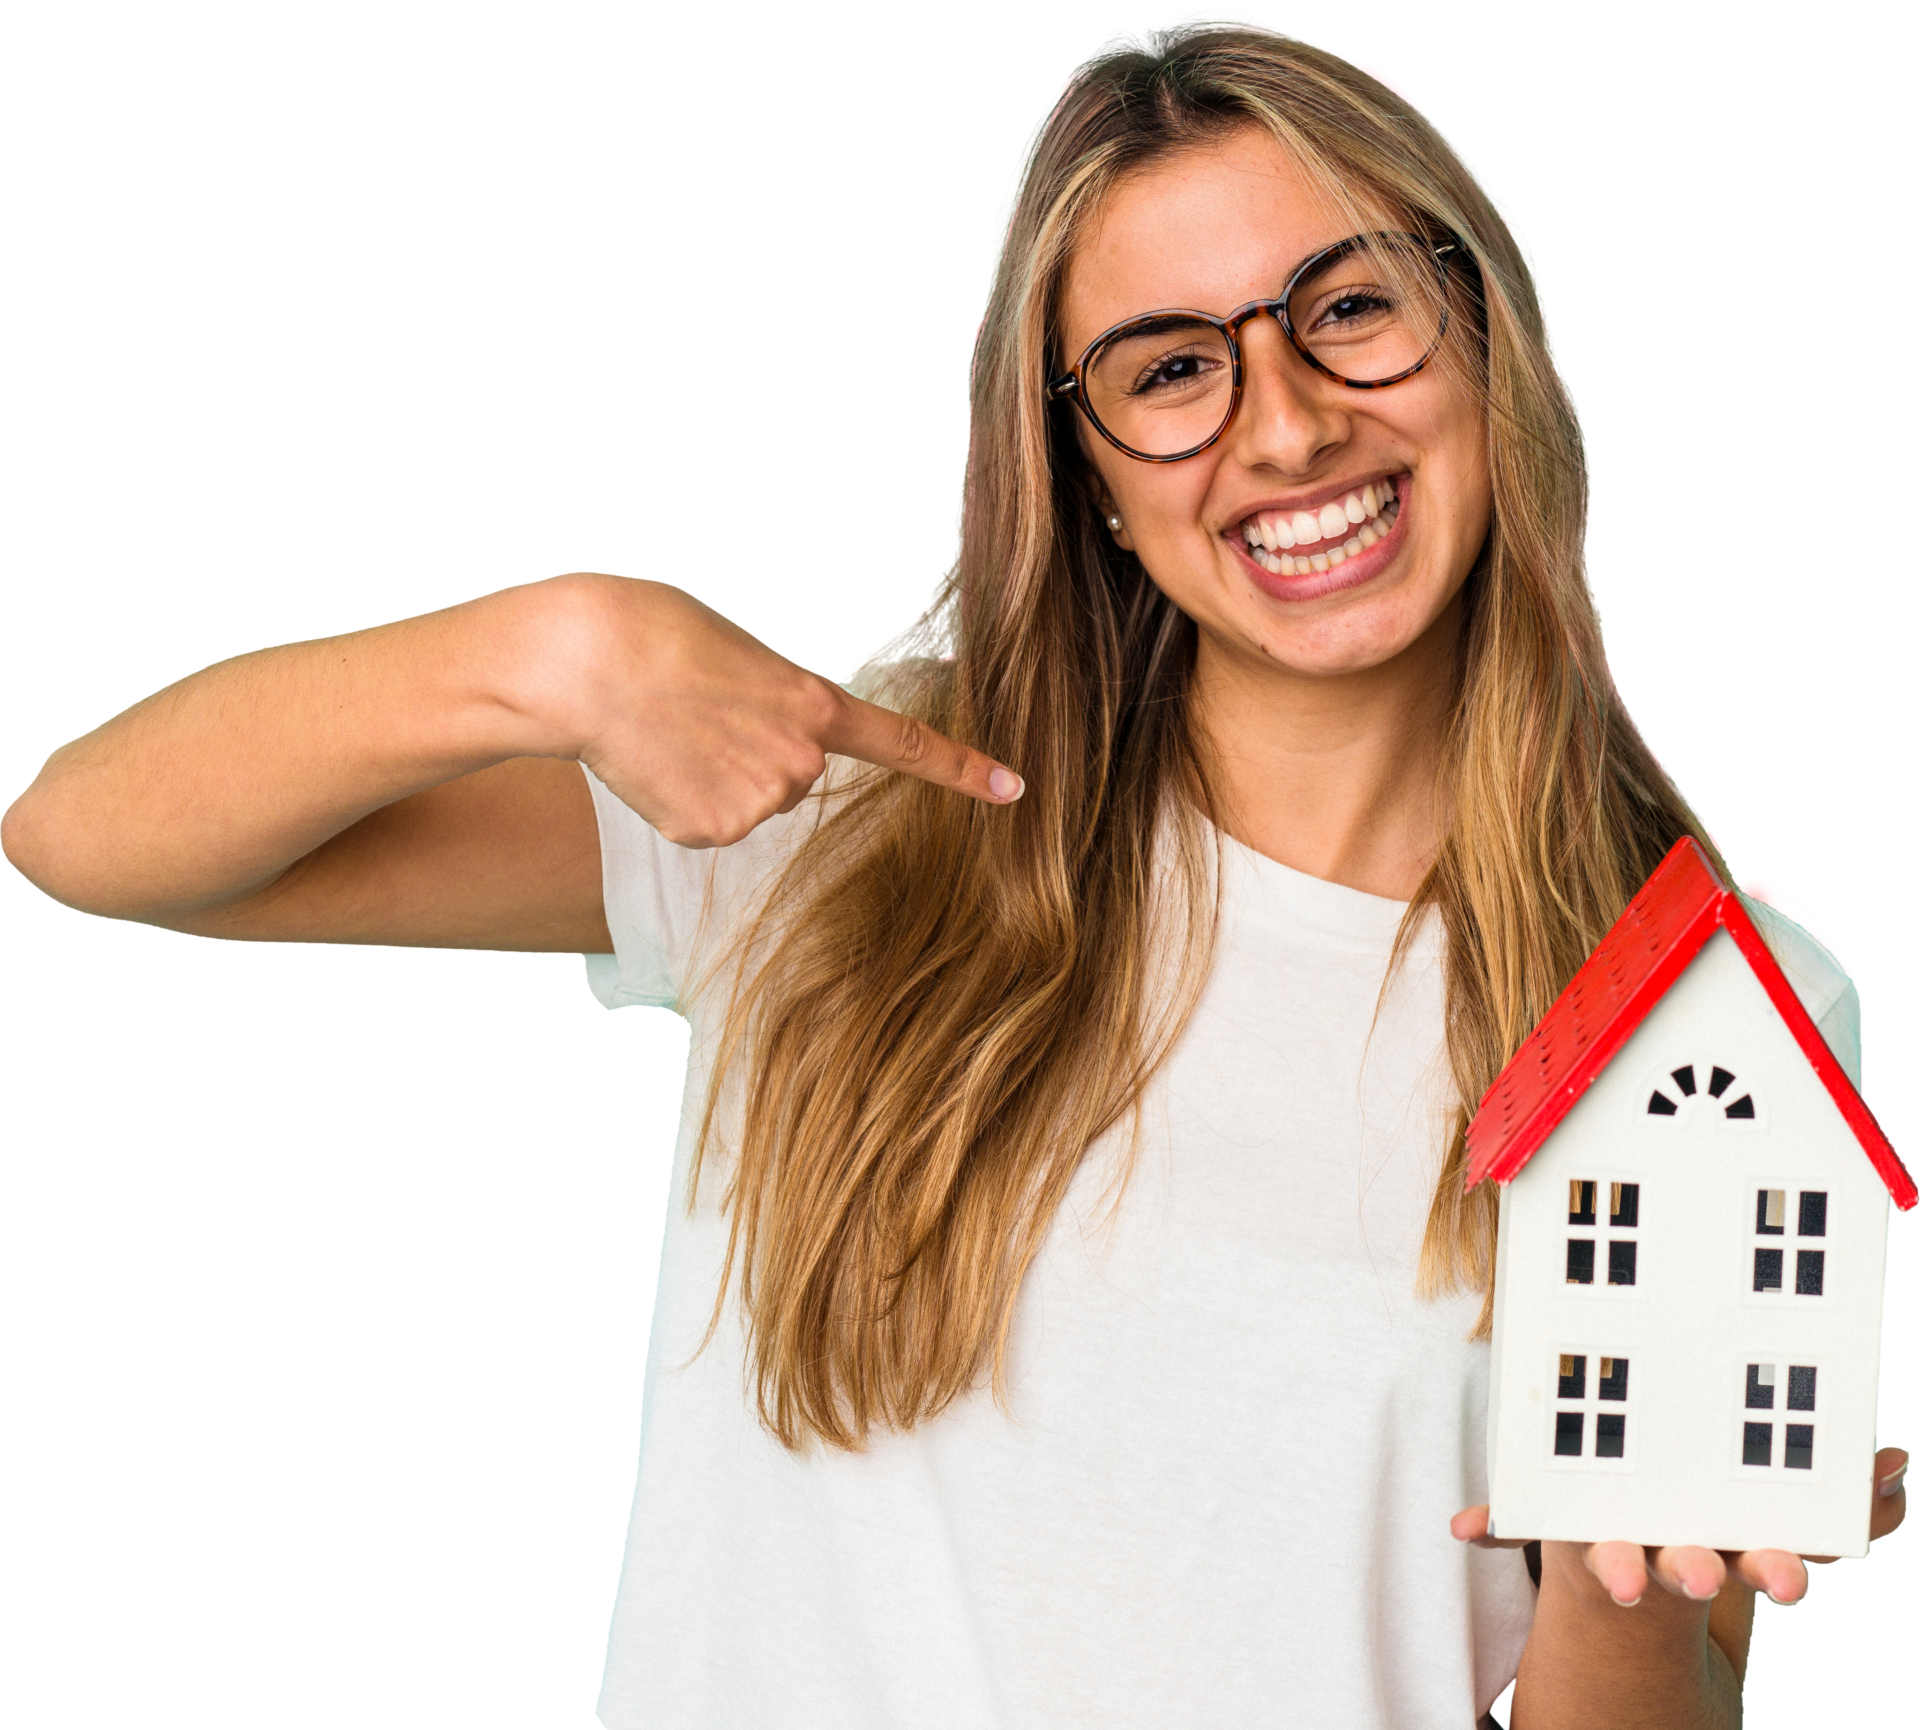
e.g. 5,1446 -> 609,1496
1082,316 -> 1235,457
1285,236 -> 1450,385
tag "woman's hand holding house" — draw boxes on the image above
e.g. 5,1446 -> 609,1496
1451,1441 -> 1905,1599
1452,1451 -> 1904,1723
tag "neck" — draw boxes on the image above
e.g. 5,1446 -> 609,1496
1190,603 -> 1459,902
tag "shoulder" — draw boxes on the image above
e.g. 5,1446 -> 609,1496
583,768 -> 840,1012
1740,895 -> 1860,1085
1741,896 -> 1851,1023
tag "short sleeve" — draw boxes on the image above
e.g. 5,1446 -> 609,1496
1744,897 -> 1862,1088
579,766 -> 716,1012
578,764 -> 823,1014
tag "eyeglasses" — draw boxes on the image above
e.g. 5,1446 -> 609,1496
1047,232 -> 1465,463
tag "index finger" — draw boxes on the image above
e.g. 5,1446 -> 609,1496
822,688 -> 1024,804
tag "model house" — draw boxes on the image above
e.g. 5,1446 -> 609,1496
1472,838 -> 1915,1558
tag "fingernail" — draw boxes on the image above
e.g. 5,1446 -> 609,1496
1758,1566 -> 1804,1605
1878,1463 -> 1907,1498
988,768 -> 1024,801
1683,1584 -> 1720,1602
1611,1593 -> 1641,1608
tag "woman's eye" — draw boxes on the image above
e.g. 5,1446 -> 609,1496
1315,290 -> 1393,328
1135,350 -> 1214,393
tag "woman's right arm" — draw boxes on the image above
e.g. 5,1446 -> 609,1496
2,573 -> 1020,953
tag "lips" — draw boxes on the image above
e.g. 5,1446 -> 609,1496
1226,473 -> 1411,601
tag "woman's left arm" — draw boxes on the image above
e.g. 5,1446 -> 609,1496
1455,1447 -> 1908,1728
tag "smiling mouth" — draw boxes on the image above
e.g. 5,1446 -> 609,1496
1234,478 -> 1400,578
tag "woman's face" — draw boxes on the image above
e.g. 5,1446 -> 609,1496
1060,127 -> 1492,685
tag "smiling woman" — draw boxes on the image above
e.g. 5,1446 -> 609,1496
576,13 -> 1774,1728
683,13 -> 1704,1451
1,22 -> 1904,1730
1056,128 -> 1497,816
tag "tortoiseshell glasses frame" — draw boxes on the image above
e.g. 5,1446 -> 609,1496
1046,232 -> 1465,465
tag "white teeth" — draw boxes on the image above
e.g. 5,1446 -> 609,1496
1256,511 -> 1294,549
1243,485 -> 1399,572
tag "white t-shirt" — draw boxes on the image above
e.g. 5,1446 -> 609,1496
582,771 -> 1858,1729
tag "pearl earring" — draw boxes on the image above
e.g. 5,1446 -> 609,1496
1107,514 -> 1123,531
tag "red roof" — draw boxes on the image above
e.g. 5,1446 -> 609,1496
1463,837 -> 1916,1208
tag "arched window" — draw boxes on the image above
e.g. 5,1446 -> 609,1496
1647,1062 -> 1755,1119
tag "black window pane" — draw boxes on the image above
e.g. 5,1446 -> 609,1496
1598,1358 -> 1629,1401
1785,1424 -> 1814,1470
1744,1422 -> 1773,1467
1608,1240 -> 1638,1286
1799,1191 -> 1828,1237
1647,1090 -> 1678,1116
1568,1180 -> 1596,1226
1745,1363 -> 1776,1409
1725,1093 -> 1756,1119
1672,1065 -> 1697,1096
1567,1239 -> 1595,1285
1787,1366 -> 1817,1412
1610,1183 -> 1640,1228
1754,1248 -> 1783,1292
1756,1189 -> 1785,1235
1555,1412 -> 1584,1456
1710,1065 -> 1736,1098
1595,1413 -> 1626,1458
1796,1250 -> 1826,1296
1558,1354 -> 1587,1399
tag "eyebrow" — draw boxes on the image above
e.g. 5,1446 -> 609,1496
1082,244 -> 1336,359
1092,310 -> 1211,347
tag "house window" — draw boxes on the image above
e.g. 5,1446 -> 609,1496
1742,1362 -> 1817,1471
1647,1063 -> 1756,1119
1567,1178 -> 1639,1288
1553,1350 -> 1630,1463
1752,1189 -> 1829,1297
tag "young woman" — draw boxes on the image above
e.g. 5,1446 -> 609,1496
5,26 -> 1905,1729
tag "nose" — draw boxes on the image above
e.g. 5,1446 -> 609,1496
1225,313 -> 1350,475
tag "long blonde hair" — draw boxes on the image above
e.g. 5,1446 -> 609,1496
694,26 -> 1711,1450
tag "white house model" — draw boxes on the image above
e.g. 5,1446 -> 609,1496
1474,838 -> 1915,1558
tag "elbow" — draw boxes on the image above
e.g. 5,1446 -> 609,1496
4,782 -> 57,890
1,791 -> 240,937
